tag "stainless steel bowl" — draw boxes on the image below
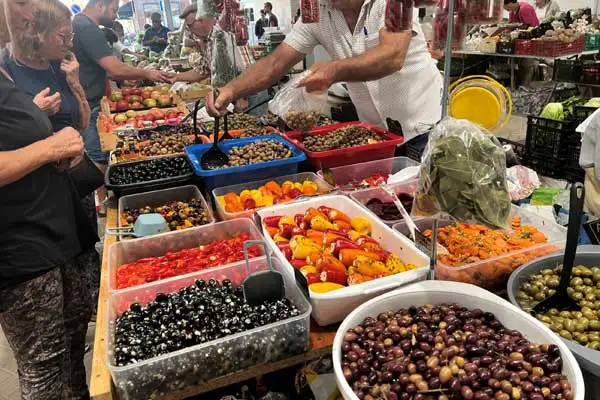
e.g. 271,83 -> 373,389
507,246 -> 600,376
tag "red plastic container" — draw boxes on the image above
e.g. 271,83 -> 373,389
515,39 -> 534,55
532,37 -> 585,57
283,122 -> 404,170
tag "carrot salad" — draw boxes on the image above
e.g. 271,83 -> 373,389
424,217 -> 548,267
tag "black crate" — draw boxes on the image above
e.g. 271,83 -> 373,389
572,106 -> 598,122
553,59 -> 582,83
496,42 -> 515,55
525,116 -> 580,159
522,153 -> 566,179
582,63 -> 600,85
565,166 -> 585,183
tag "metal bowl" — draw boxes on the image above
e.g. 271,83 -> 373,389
507,245 -> 600,376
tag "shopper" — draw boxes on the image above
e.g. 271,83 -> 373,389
534,0 -> 560,22
207,0 -> 442,146
0,0 -> 99,398
264,2 -> 278,27
504,0 -> 539,27
255,9 -> 267,39
112,21 -> 147,61
72,0 -> 171,212
172,3 -> 244,85
143,12 -> 170,54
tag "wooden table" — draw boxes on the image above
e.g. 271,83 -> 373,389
89,206 -> 337,400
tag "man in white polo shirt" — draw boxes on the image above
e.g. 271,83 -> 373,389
207,0 -> 442,144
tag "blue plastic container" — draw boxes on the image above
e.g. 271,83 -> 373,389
185,135 -> 307,192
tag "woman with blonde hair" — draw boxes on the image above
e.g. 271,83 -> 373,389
0,0 -> 98,398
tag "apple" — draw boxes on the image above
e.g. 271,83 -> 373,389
143,98 -> 157,108
109,101 -> 117,112
130,101 -> 143,110
144,113 -> 155,122
166,111 -> 178,119
122,88 -> 132,96
125,110 -> 136,118
142,90 -> 152,100
131,88 -> 142,96
130,95 -> 141,103
158,94 -> 171,106
123,95 -> 132,104
126,118 -> 136,125
114,113 -> 128,123
117,100 -> 129,111
144,86 -> 153,92
150,91 -> 161,101
159,85 -> 170,94
111,91 -> 122,102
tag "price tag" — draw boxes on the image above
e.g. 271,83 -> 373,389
584,219 -> 600,245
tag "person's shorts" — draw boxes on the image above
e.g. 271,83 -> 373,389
81,104 -> 109,164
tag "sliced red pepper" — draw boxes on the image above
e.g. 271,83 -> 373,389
263,216 -> 282,228
320,266 -> 347,285
316,254 -> 347,273
317,205 -> 332,215
356,235 -> 379,246
290,258 -> 308,269
305,272 -> 321,285
291,226 -> 306,237
279,224 -> 295,239
339,249 -> 382,267
330,238 -> 363,257
323,231 -> 347,246
294,214 -> 304,226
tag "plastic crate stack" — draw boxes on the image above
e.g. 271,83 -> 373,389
523,116 -> 584,182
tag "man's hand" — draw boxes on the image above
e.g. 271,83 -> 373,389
45,127 -> 84,164
206,88 -> 235,117
33,88 -> 61,116
60,52 -> 80,86
296,62 -> 339,93
145,70 -> 174,83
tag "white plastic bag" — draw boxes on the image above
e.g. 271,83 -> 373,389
269,71 -> 328,131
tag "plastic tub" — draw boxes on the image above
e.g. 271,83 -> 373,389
107,218 -> 265,291
107,257 -> 312,400
333,280 -> 585,400
117,185 -> 215,235
507,246 -> 600,378
255,195 -> 429,326
185,135 -> 306,193
283,122 -> 404,170
393,205 -> 567,291
105,154 -> 196,198
349,180 -> 418,227
316,157 -> 419,193
212,172 -> 333,221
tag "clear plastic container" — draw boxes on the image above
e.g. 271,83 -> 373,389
212,172 -> 333,221
256,195 -> 429,326
349,180 -> 419,227
107,257 -> 312,400
333,280 -> 585,400
392,206 -> 567,291
107,218 -> 265,291
316,157 -> 419,193
117,185 -> 215,233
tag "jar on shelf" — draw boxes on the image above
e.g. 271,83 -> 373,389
465,0 -> 503,24
301,0 -> 320,23
385,0 -> 414,32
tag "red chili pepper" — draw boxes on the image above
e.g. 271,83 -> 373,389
320,266 -> 347,285
330,239 -> 363,257
263,216 -> 282,228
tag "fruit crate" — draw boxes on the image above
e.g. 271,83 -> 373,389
523,153 -> 567,179
553,59 -> 582,83
532,37 -> 585,57
585,33 -> 600,51
524,115 -> 580,159
515,39 -> 534,55
185,135 -> 306,193
283,122 -> 404,170
106,257 -> 311,400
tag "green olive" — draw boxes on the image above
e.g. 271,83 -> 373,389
559,330 -> 573,340
571,277 -> 583,286
564,320 -> 576,332
589,341 -> 600,350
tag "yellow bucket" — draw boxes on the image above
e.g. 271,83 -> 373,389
448,75 -> 512,133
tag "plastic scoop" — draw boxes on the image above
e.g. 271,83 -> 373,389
190,99 -> 203,144
381,185 -> 419,241
242,240 -> 285,306
200,94 -> 230,170
533,183 -> 585,315
106,213 -> 170,238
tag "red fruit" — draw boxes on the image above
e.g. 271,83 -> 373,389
305,273 -> 320,285
122,88 -> 132,96
291,227 -> 305,237
117,100 -> 129,111
109,101 -> 117,112
263,216 -> 282,228
288,188 -> 302,199
123,95 -> 132,104
294,214 -> 304,226
243,198 -> 256,210
317,206 -> 332,215
131,88 -> 142,96
279,224 -> 294,239
290,258 -> 308,269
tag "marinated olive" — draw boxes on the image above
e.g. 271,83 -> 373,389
301,125 -> 385,152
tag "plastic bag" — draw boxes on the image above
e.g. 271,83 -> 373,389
412,118 -> 511,229
211,26 -> 245,89
384,0 -> 413,32
268,71 -> 328,132
301,0 -> 320,23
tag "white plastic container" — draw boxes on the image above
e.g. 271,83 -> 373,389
333,280 -> 585,400
256,195 -> 430,326
107,257 -> 312,400
212,172 -> 333,221
317,157 -> 419,192
349,180 -> 418,227
107,218 -> 265,291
